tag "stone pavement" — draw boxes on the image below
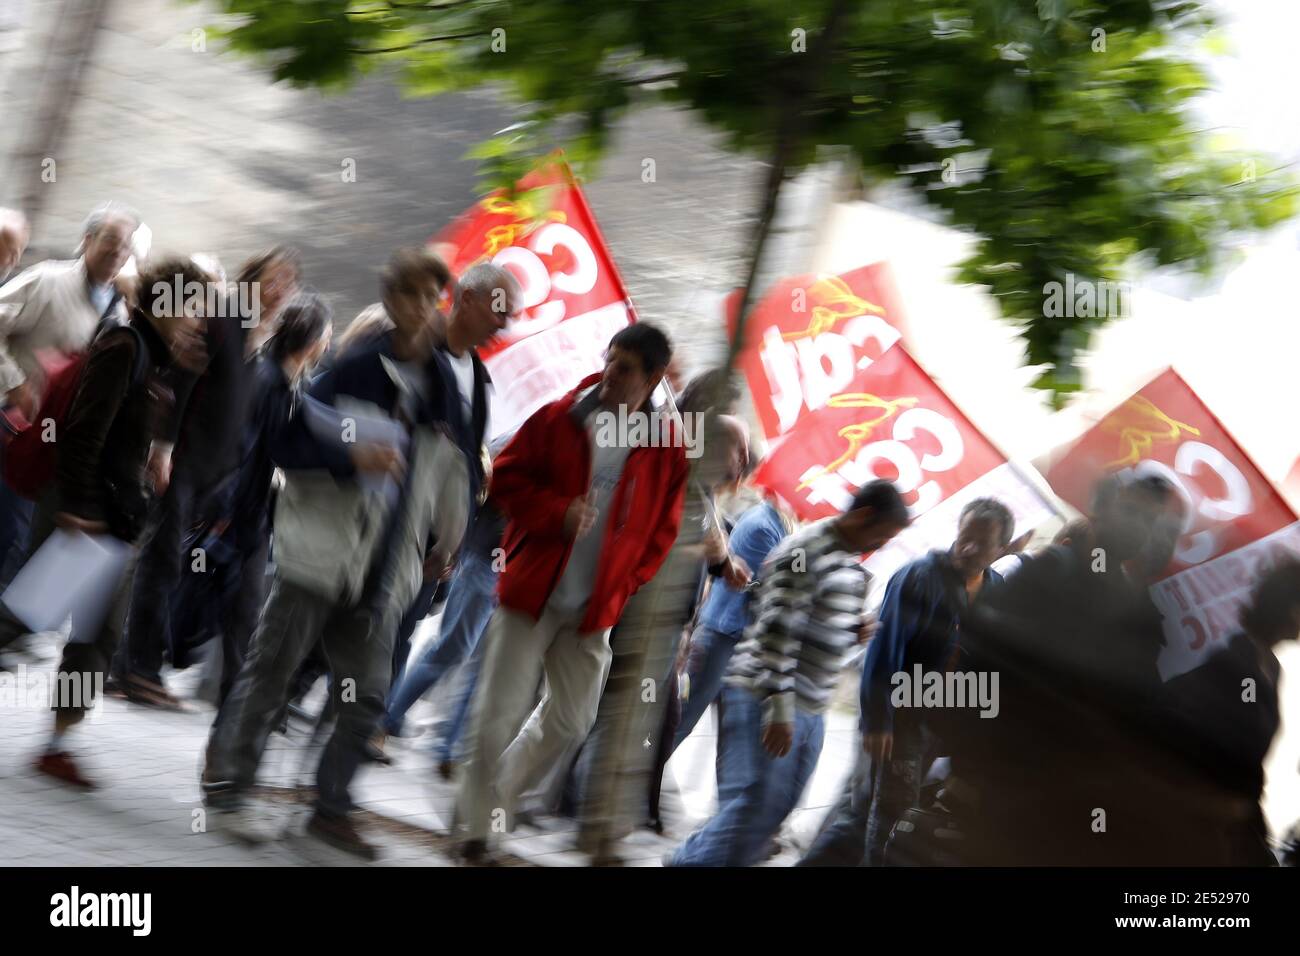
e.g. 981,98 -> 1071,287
0,617 -> 858,868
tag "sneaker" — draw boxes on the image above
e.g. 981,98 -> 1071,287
436,759 -> 456,781
213,806 -> 278,845
306,811 -> 378,861
35,751 -> 97,790
122,673 -> 187,712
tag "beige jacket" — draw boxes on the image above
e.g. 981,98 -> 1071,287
0,258 -> 126,394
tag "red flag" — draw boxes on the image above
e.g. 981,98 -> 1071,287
1045,369 -> 1295,578
430,160 -> 635,437
753,343 -> 1057,585
727,263 -> 909,440
1043,369 -> 1299,678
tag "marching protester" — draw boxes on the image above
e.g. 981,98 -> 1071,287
111,247 -> 301,708
857,498 -> 1014,865
800,498 -> 1014,866
201,248 -> 483,859
0,255 -> 208,786
454,322 -> 690,863
0,204 -> 136,597
379,263 -> 510,706
570,408 -> 751,860
202,294 -> 333,714
937,473 -> 1183,865
665,479 -> 910,867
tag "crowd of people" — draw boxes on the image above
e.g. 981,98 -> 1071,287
0,201 -> 1296,866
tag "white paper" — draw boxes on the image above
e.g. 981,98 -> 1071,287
2,528 -> 132,639
301,395 -> 408,500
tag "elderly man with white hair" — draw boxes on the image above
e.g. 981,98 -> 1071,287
0,202 -> 136,420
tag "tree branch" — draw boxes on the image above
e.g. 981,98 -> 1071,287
348,30 -> 483,54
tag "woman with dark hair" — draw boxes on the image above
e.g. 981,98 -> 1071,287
192,293 -> 332,716
236,245 -> 302,357
1165,552 -> 1300,864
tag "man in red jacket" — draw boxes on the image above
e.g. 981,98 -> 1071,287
455,322 -> 689,861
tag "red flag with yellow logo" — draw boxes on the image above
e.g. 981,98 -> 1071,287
753,343 -> 1058,586
726,263 -> 910,441
430,160 -> 636,439
1043,369 -> 1299,678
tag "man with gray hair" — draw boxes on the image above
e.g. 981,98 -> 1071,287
0,202 -> 136,419
0,203 -> 137,598
440,260 -> 517,426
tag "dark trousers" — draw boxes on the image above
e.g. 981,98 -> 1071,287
115,469 -> 199,683
208,535 -> 270,727
865,713 -> 934,866
204,575 -> 396,817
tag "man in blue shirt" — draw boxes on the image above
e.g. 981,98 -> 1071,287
860,496 -> 1014,865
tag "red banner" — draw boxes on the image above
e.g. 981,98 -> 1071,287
1043,369 -> 1299,678
430,161 -> 635,438
727,263 -> 909,440
752,343 -> 1058,585
754,344 -> 1003,522
1044,369 -> 1295,579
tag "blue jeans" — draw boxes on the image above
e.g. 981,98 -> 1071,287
382,550 -> 498,738
0,455 -> 34,592
669,685 -> 825,867
432,651 -> 483,763
672,625 -> 741,751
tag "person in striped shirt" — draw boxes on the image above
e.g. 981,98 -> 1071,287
666,479 -> 910,866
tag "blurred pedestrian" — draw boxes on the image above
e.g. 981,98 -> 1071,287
857,498 -> 1014,866
0,204 -> 136,595
454,323 -> 689,863
0,255 -> 207,787
201,248 -> 478,859
666,480 -> 909,867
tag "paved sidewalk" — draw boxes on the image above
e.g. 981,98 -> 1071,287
0,623 -> 856,867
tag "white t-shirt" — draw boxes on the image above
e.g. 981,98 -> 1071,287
549,413 -> 631,614
445,348 -> 476,423
392,359 -> 429,424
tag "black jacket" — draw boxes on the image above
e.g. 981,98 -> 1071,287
165,310 -> 250,492
57,311 -> 175,541
224,353 -> 297,551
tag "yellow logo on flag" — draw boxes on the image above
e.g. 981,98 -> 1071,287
796,392 -> 918,489
479,191 -> 567,257
781,275 -> 886,342
1103,395 -> 1201,468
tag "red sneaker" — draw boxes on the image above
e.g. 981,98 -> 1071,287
35,751 -> 98,790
